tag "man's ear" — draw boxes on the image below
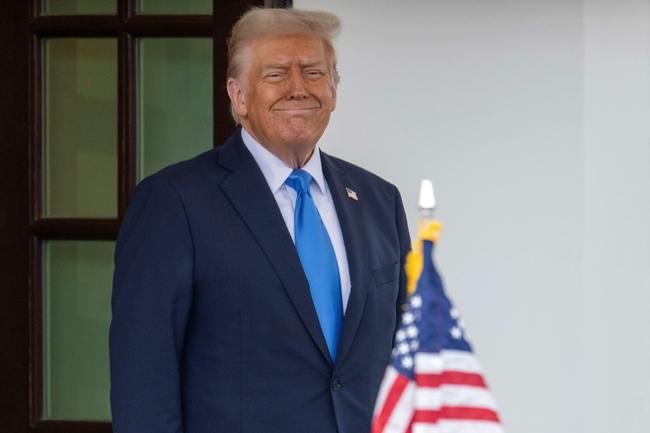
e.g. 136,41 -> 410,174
227,78 -> 247,118
330,83 -> 337,113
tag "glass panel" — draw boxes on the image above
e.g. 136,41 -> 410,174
138,0 -> 212,14
43,38 -> 118,218
42,240 -> 115,421
42,0 -> 116,15
137,38 -> 213,179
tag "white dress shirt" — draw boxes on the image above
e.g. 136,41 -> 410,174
241,128 -> 351,312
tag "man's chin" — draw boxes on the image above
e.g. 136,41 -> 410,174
285,115 -> 328,133
277,133 -> 317,149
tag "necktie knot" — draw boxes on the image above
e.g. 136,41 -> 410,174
285,169 -> 313,194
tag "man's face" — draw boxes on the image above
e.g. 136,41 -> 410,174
229,34 -> 337,157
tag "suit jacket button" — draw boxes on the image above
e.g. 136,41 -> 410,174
331,378 -> 343,392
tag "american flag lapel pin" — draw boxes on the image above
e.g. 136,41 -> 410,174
345,187 -> 358,201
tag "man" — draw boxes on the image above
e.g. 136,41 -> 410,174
110,8 -> 410,433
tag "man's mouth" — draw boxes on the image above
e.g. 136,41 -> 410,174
273,107 -> 320,112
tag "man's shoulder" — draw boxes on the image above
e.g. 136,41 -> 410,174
140,145 -> 226,193
322,152 -> 398,195
142,130 -> 247,191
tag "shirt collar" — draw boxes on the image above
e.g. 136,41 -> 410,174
241,127 -> 326,194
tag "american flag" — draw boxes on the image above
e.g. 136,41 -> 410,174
372,233 -> 504,433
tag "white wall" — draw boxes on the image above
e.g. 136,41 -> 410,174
583,1 -> 650,432
294,1 -> 650,432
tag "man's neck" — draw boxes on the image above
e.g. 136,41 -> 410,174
240,126 -> 315,169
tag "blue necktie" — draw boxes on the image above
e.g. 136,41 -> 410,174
285,169 -> 343,361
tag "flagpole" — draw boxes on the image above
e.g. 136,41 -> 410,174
404,179 -> 439,295
417,178 -> 436,229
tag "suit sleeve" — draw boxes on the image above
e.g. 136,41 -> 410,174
394,186 -> 411,332
109,175 -> 194,433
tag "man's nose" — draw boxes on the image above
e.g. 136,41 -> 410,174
287,72 -> 308,99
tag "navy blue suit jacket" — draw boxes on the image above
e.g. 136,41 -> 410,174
109,130 -> 411,433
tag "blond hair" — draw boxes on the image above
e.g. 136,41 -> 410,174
227,8 -> 341,123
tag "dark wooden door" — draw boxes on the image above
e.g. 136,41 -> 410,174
0,1 -> 290,432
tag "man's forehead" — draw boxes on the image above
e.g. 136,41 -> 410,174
250,34 -> 327,58
260,57 -> 327,69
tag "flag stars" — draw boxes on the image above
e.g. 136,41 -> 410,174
402,312 -> 414,325
395,330 -> 406,342
401,356 -> 414,369
410,295 -> 422,308
450,308 -> 460,319
406,325 -> 418,338
410,340 -> 419,351
450,326 -> 463,339
397,342 -> 410,355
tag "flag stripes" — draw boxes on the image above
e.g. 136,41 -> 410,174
415,351 -> 484,374
410,420 -> 505,433
416,372 -> 487,388
413,407 -> 501,423
416,387 -> 499,411
374,364 -> 502,433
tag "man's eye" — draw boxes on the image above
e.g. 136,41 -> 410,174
265,73 -> 283,81
305,71 -> 324,79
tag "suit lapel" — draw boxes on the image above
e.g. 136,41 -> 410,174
321,152 -> 371,366
216,132 -> 333,365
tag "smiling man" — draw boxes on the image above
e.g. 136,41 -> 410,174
109,8 -> 411,433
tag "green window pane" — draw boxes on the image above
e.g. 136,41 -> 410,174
43,38 -> 117,218
138,0 -> 212,14
42,240 -> 115,421
42,0 -> 116,15
138,38 -> 213,180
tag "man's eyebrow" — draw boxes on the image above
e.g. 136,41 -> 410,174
262,63 -> 290,70
301,60 -> 327,68
260,60 -> 327,73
